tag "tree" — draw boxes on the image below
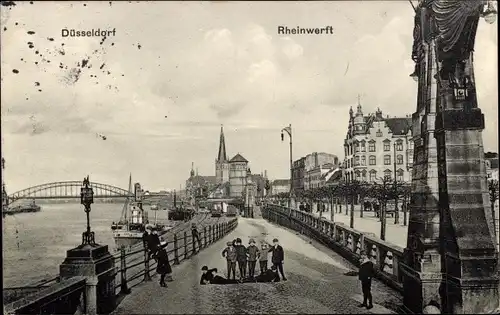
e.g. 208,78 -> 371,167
338,180 -> 362,229
264,180 -> 271,196
369,176 -> 394,241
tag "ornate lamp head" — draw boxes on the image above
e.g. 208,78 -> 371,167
80,176 -> 94,211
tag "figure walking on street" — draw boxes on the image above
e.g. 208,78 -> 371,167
358,250 -> 374,309
259,242 -> 269,273
268,238 -> 287,281
235,238 -> 248,279
222,241 -> 237,280
155,244 -> 172,287
246,239 -> 260,278
191,223 -> 202,253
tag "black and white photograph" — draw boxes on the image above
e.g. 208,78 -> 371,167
1,1 -> 498,314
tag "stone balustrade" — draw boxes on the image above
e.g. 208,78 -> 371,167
4,218 -> 238,314
262,203 -> 404,293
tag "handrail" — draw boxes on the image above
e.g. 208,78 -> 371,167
113,217 -> 238,296
262,203 -> 404,293
4,217 -> 239,314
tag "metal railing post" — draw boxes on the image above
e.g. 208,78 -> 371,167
203,226 -> 207,248
212,224 -> 215,241
143,247 -> 151,281
173,233 -> 180,265
208,225 -> 212,244
120,246 -> 130,294
184,231 -> 188,259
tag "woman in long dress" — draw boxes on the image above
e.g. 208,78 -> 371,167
155,243 -> 172,287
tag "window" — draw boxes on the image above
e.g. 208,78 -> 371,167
368,141 -> 376,152
384,169 -> 392,180
369,170 -> 377,182
383,140 -> 391,151
344,146 -> 348,157
361,156 -> 366,166
362,170 -> 367,181
355,171 -> 361,180
376,129 -> 383,137
361,141 -> 366,152
384,155 -> 391,165
397,169 -> 404,182
354,143 -> 359,153
355,156 -> 360,166
397,154 -> 404,165
396,140 -> 403,151
369,156 -> 376,165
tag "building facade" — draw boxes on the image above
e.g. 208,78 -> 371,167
228,153 -> 249,198
303,152 -> 339,190
343,102 -> 413,184
270,179 -> 291,195
292,157 -> 305,195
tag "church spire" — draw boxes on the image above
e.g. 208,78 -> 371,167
190,162 -> 195,177
217,124 -> 228,162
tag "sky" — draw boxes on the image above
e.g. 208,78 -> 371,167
1,1 -> 498,192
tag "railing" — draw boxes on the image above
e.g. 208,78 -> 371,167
110,217 -> 239,295
262,203 -> 404,293
4,277 -> 87,315
4,215 -> 238,314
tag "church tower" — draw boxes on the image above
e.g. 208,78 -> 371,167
215,125 -> 230,184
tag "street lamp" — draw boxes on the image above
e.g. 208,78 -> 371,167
80,175 -> 96,246
281,124 -> 293,211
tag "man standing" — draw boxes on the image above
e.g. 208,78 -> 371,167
222,241 -> 237,280
191,223 -> 202,253
246,239 -> 260,278
268,238 -> 287,281
235,238 -> 248,279
358,250 -> 374,309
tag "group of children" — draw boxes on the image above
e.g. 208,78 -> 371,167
220,237 -> 287,281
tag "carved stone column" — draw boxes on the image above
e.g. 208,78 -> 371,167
401,19 -> 443,311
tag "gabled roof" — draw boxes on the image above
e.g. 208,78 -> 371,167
385,118 -> 412,135
229,153 -> 248,163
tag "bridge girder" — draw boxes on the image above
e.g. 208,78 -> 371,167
8,181 -> 134,202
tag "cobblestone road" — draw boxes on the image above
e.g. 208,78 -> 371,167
113,217 -> 402,314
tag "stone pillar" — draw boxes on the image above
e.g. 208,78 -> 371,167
400,21 -> 443,313
435,65 -> 499,313
60,244 -> 116,315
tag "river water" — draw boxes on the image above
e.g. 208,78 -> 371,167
2,202 -> 170,287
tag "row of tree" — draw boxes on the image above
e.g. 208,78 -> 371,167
271,177 -> 411,241
270,178 -> 500,243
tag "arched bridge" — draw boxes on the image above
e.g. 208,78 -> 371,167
8,181 -> 134,202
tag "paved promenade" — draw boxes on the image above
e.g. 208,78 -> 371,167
320,207 -> 408,248
113,217 -> 401,314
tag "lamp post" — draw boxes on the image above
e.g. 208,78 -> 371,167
281,124 -> 293,211
80,175 -> 96,246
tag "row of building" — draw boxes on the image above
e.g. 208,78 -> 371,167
183,100 -> 498,205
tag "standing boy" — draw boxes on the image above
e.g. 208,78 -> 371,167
221,241 -> 237,280
235,238 -> 248,279
259,242 -> 269,273
246,239 -> 260,278
268,238 -> 287,281
358,250 -> 374,309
